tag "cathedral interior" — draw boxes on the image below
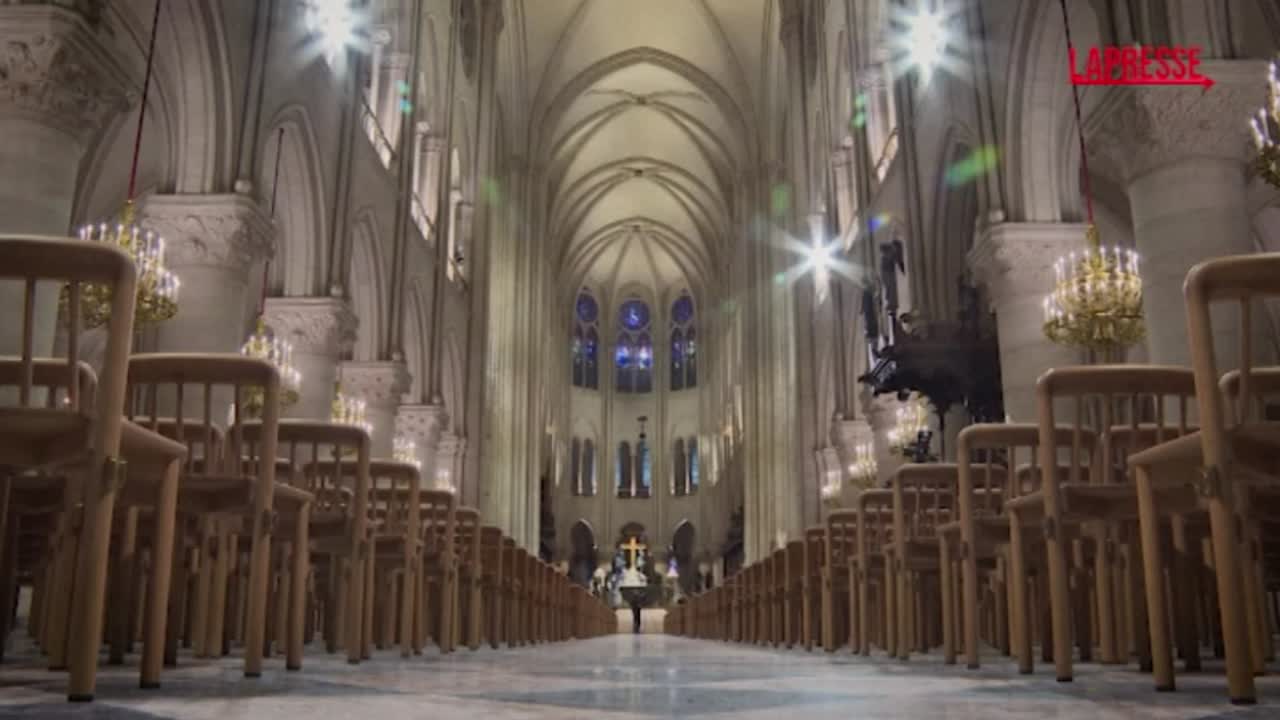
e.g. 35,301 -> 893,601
2,0 -> 1280,717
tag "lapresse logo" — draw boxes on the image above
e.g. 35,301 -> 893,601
1069,45 -> 1215,88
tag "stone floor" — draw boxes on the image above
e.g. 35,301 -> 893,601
1,635 -> 1279,719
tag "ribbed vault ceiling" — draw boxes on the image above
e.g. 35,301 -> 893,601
510,0 -> 771,301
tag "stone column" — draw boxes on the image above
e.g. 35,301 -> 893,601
1090,61 -> 1268,369
141,194 -> 274,353
264,297 -> 357,420
340,361 -> 411,458
968,223 -> 1086,424
0,4 -> 128,355
396,403 -> 446,486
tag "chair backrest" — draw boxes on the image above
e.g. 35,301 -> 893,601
1036,366 -> 1195,496
420,489 -> 456,558
891,464 -> 959,543
265,421 -> 371,523
857,489 -> 894,557
365,460 -> 421,539
956,424 -> 1046,520
825,510 -> 858,571
126,354 -> 280,482
0,236 -> 137,458
1183,254 -> 1280,475
0,358 -> 96,412
1220,367 -> 1280,424
803,526 -> 824,578
453,507 -> 481,570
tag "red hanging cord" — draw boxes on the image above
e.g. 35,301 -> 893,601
126,0 -> 164,202
1059,0 -> 1095,224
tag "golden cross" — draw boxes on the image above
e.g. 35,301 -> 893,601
622,536 -> 647,567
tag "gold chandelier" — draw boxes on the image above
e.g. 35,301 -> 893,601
888,395 -> 929,455
62,202 -> 180,329
331,382 -> 372,457
848,442 -> 878,489
1041,225 -> 1145,352
393,434 -> 421,469
239,316 -> 301,417
1250,58 -> 1280,188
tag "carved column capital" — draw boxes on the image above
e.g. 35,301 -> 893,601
340,361 -> 411,409
0,3 -> 129,143
967,222 -> 1089,304
264,296 -> 358,357
140,193 -> 276,273
1088,61 -> 1269,183
396,403 -> 448,447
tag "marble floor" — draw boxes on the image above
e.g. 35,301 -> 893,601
1,635 -> 1279,719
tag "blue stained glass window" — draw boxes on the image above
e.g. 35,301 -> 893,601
619,300 -> 650,331
576,292 -> 598,323
672,294 -> 694,324
689,439 -> 699,490
615,343 -> 631,367
637,335 -> 652,369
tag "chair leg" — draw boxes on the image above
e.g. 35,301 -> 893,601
287,503 -> 310,671
1008,517 -> 1032,675
940,538 -> 956,665
109,507 -> 139,665
140,460 -> 179,689
67,456 -> 125,702
1135,466 -> 1175,692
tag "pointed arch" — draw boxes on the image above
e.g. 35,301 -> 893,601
260,104 -> 328,296
349,209 -> 386,361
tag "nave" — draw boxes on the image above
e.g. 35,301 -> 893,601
3,634 -> 1279,719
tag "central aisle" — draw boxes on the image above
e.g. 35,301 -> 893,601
2,636 -> 1278,718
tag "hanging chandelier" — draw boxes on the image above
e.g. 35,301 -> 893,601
393,434 -> 421,469
1250,58 -> 1280,188
1041,226 -> 1144,351
65,202 -> 180,328
848,442 -> 878,489
63,0 -> 180,330
888,395 -> 929,455
331,382 -> 372,435
1041,0 -> 1144,357
239,316 -> 301,417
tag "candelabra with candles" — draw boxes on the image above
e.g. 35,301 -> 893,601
61,202 -> 181,329
821,470 -> 843,508
331,383 -> 372,456
1250,58 -> 1280,189
1041,225 -> 1145,354
239,317 -> 301,418
848,442 -> 878,489
888,395 -> 934,463
393,434 -> 421,469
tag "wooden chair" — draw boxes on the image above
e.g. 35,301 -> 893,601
123,354 -> 316,676
888,464 -> 958,661
0,236 -> 187,702
1127,254 -> 1280,704
855,489 -> 893,656
364,460 -> 423,657
451,508 -> 482,650
821,511 -> 857,653
416,489 -> 457,654
478,525 -> 506,647
1019,365 -> 1194,682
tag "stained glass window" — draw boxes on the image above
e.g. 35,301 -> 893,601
572,289 -> 599,389
689,437 -> 699,491
670,292 -> 696,390
615,298 -> 652,393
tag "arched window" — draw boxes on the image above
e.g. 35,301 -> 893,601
582,439 -> 596,495
569,437 -> 581,493
635,436 -> 651,498
688,437 -> 699,492
572,290 -> 599,389
672,438 -> 687,496
615,299 -> 652,394
616,441 -> 632,497
670,292 -> 696,390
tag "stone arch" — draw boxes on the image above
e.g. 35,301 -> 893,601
260,105 -> 328,296
163,0 -> 236,193
932,130 -> 981,319
349,209 -> 386,361
569,519 -> 597,585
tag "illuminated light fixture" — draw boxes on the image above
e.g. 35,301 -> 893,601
888,395 -> 930,457
1042,0 -> 1145,358
821,469 -> 843,508
436,467 -> 456,494
239,316 -> 301,417
393,434 -> 421,469
331,381 -> 372,437
305,0 -> 360,65
1250,58 -> 1280,188
848,442 -> 878,489
905,5 -> 947,80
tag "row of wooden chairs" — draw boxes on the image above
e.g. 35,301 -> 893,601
669,252 -> 1280,705
0,235 -> 613,702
